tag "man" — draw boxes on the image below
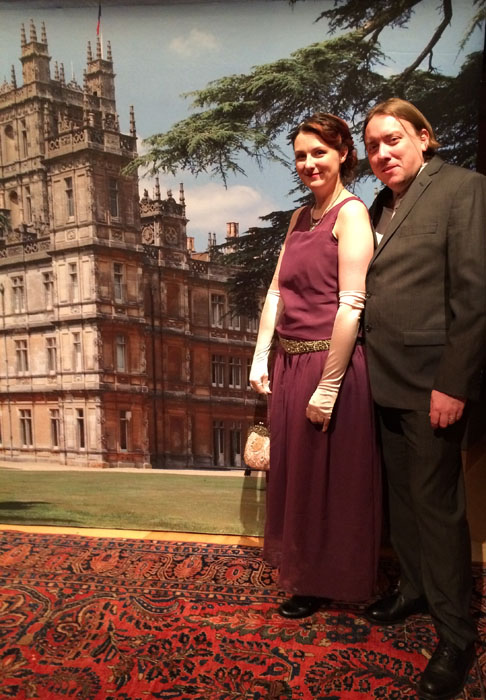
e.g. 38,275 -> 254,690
363,97 -> 486,700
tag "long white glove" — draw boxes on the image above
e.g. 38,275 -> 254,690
249,206 -> 304,395
306,290 -> 366,431
249,285 -> 283,394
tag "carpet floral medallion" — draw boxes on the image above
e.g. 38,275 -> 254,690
0,531 -> 484,699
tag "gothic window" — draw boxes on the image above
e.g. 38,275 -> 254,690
19,409 -> 33,447
76,408 -> 85,449
46,337 -> 57,373
68,263 -> 79,302
213,420 -> 225,466
21,120 -> 28,158
229,424 -> 242,467
72,332 -> 82,371
11,276 -> 25,313
228,311 -> 241,330
50,408 -> 60,448
43,271 -> 54,308
246,357 -> 252,389
25,185 -> 32,222
8,191 -> 21,229
115,335 -> 126,371
211,354 -> 225,387
119,410 -> 130,451
113,262 -> 125,302
109,178 -> 119,218
15,339 -> 29,373
247,316 -> 259,333
210,294 -> 225,328
64,177 -> 74,218
229,357 -> 242,389
4,125 -> 15,162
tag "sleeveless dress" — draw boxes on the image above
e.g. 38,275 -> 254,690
263,197 -> 381,602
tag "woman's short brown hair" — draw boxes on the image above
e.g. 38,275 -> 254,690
289,113 -> 358,184
363,98 -> 440,158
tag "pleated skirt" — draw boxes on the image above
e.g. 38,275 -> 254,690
263,343 -> 382,601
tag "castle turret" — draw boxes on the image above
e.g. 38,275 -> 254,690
20,18 -> 51,84
85,36 -> 116,109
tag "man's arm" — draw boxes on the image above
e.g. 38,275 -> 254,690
432,171 -> 486,425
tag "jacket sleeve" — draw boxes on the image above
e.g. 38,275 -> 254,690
433,172 -> 486,399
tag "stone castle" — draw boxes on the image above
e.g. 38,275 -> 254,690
0,20 -> 260,468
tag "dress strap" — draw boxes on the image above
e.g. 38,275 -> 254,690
306,196 -> 363,231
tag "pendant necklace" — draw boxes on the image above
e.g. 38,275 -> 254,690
310,187 -> 344,231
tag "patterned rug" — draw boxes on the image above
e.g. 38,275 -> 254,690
0,531 -> 484,699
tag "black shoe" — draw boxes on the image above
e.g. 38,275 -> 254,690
418,639 -> 475,700
278,595 -> 324,619
364,589 -> 428,625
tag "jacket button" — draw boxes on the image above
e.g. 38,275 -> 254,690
365,324 -> 372,332
366,292 -> 371,299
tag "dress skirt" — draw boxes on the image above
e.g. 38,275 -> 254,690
263,342 -> 381,602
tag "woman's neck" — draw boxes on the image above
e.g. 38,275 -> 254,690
312,183 -> 345,217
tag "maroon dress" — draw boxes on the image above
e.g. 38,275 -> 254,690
263,198 -> 381,602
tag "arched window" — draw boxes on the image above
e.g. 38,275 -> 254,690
4,125 -> 16,162
8,191 -> 21,229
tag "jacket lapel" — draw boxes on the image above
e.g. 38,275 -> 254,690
369,156 -> 444,265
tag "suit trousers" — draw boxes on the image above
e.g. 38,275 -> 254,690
377,405 -> 477,649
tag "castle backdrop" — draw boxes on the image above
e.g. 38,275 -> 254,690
0,1 -> 483,469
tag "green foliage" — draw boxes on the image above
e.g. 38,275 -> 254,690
127,32 -> 387,182
461,0 -> 486,48
127,0 -> 484,314
392,52 -> 483,169
214,209 -> 294,318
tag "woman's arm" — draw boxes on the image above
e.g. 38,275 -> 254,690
249,206 -> 304,394
306,200 -> 374,430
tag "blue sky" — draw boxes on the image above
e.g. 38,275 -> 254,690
1,1 -> 483,250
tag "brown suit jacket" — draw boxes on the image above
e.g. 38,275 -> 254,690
364,155 -> 486,410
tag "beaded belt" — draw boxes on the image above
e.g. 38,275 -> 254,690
279,337 -> 331,354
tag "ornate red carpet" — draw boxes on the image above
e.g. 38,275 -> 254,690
0,531 -> 484,699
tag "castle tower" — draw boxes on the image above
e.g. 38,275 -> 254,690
20,19 -> 51,84
84,35 -> 116,110
0,21 -> 148,468
0,19 -> 259,471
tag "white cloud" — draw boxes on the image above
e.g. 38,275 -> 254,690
136,178 -> 282,252
183,183 -> 278,251
169,29 -> 220,57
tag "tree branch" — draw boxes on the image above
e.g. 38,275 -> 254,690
401,0 -> 453,75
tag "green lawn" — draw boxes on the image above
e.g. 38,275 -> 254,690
0,469 -> 266,536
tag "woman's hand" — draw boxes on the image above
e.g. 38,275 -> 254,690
306,387 -> 335,432
250,358 -> 271,394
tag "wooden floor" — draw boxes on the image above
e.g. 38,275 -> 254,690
1,522 -> 485,566
0,523 -> 263,547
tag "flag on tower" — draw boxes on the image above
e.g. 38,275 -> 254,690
96,3 -> 102,36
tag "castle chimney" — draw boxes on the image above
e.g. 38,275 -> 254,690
226,222 -> 239,238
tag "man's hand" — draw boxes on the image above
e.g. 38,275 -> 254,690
429,389 -> 466,429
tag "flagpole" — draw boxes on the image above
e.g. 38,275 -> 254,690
96,2 -> 103,58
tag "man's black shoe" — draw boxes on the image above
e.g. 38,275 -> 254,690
418,639 -> 475,700
278,595 -> 324,619
364,590 -> 428,625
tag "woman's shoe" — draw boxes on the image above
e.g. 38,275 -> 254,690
278,595 -> 324,619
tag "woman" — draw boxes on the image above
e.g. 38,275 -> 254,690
250,113 -> 381,618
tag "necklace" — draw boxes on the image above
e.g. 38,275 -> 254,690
310,188 -> 344,231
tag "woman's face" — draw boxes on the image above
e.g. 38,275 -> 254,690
294,130 -> 346,194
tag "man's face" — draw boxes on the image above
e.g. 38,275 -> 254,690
364,114 -> 430,195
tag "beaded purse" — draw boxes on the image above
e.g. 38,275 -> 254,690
243,422 -> 270,471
